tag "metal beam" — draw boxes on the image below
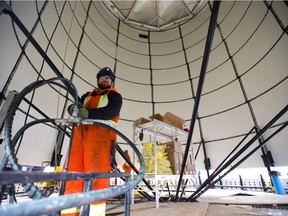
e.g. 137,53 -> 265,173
175,0 -> 221,201
1,2 -> 79,101
186,104 -> 288,201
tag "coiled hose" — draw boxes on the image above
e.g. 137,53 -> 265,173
1,77 -> 145,216
3,77 -> 79,199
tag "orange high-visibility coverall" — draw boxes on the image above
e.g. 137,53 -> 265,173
62,88 -> 121,216
122,153 -> 132,173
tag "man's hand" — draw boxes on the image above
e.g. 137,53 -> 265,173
67,103 -> 88,118
78,107 -> 89,118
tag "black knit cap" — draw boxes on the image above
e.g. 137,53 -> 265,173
96,67 -> 115,82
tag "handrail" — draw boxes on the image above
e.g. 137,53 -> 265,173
0,77 -> 145,215
0,2 -> 147,210
0,171 -> 131,216
0,171 -> 130,185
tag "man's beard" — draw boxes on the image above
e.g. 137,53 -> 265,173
97,82 -> 111,90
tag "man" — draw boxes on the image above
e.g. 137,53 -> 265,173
61,67 -> 122,216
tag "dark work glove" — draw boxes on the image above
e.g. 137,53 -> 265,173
67,104 -> 88,118
78,107 -> 89,118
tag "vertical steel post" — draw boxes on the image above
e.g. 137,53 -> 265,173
124,175 -> 131,216
175,0 -> 221,201
80,179 -> 93,216
59,125 -> 76,196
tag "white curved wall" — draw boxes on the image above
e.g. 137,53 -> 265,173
0,1 -> 287,174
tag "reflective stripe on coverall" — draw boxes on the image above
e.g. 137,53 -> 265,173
62,89 -> 119,216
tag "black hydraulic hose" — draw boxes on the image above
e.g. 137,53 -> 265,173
0,83 -> 73,172
0,119 -> 62,172
2,78 -> 79,150
23,97 -> 71,137
1,76 -> 145,215
0,118 -> 145,216
0,105 -> 71,172
2,77 -> 79,199
2,118 -> 60,171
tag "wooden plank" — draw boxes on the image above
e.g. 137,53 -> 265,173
106,201 -> 208,216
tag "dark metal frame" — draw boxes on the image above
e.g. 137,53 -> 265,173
0,2 -> 145,215
186,105 -> 288,202
0,171 -> 131,216
175,0 -> 221,201
1,1 -> 287,208
0,1 -> 79,101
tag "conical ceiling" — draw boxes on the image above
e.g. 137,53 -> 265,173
0,1 -> 287,174
102,0 -> 207,31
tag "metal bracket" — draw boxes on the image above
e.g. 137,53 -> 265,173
54,118 -> 99,126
